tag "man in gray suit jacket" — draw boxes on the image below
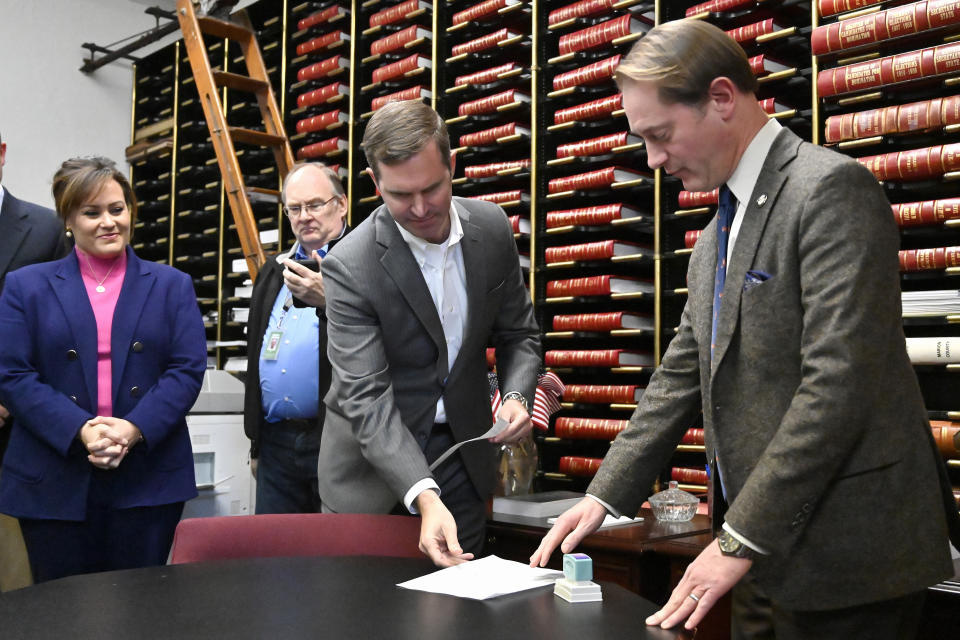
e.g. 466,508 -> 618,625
532,21 -> 958,639
318,100 -> 540,566
0,130 -> 69,592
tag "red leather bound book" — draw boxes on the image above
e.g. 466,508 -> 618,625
297,82 -> 348,108
726,19 -> 782,44
672,467 -> 709,485
554,93 -> 623,125
370,25 -> 431,56
370,86 -> 430,111
818,41 -> 960,97
681,428 -> 705,445
298,5 -> 344,30
819,0 -> 883,18
748,55 -> 791,77
557,131 -> 630,158
464,159 -> 531,178
452,28 -> 522,56
455,62 -> 520,86
810,1 -> 960,56
758,98 -> 791,114
824,95 -> 960,143
554,417 -> 629,440
892,197 -> 960,226
562,385 -> 642,403
685,230 -> 703,249
552,311 -> 652,331
553,55 -> 621,91
559,456 -> 603,477
548,0 -> 617,26
296,137 -> 347,159
930,420 -> 960,457
686,0 -> 754,15
296,31 -> 347,56
458,90 -> 529,116
297,55 -> 347,82
548,166 -> 647,194
545,240 -> 648,263
507,215 -> 530,234
371,54 -> 430,84
473,190 -> 524,205
678,189 -> 720,207
546,350 -> 654,367
296,110 -> 347,134
546,275 -> 654,297
453,0 -> 519,25
857,142 -> 960,181
459,122 -> 527,146
369,0 -> 427,28
558,15 -> 650,56
899,246 -> 960,270
546,203 -> 644,228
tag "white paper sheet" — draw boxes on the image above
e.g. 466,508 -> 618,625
396,555 -> 563,600
428,418 -> 508,471
547,514 -> 643,529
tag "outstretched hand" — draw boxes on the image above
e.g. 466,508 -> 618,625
529,496 -> 607,567
416,489 -> 474,567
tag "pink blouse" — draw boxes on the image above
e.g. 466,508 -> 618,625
75,247 -> 128,417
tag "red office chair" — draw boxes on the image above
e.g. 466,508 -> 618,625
168,513 -> 423,564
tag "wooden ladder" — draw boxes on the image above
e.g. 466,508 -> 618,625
175,0 -> 294,281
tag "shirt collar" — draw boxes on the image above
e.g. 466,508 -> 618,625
280,221 -> 347,262
725,118 -> 782,206
394,201 -> 464,265
0,185 -> 5,215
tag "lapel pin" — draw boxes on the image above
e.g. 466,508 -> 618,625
756,194 -> 768,207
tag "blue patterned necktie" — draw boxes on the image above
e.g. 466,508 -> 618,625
710,185 -> 737,363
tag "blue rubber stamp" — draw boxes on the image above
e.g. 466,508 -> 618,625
554,553 -> 602,603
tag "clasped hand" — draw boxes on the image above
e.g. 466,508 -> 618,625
283,251 -> 325,308
79,416 -> 142,470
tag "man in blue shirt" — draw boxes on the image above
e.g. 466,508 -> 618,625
243,162 -> 348,513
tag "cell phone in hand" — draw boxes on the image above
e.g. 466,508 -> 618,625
287,258 -> 320,307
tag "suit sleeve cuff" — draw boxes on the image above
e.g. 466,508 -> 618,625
586,493 -> 620,518
404,479 -> 441,514
723,522 -> 770,555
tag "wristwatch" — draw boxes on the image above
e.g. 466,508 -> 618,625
502,391 -> 528,412
717,530 -> 755,560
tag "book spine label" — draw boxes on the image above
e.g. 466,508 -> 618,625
554,417 -> 629,440
371,86 -> 425,111
464,159 -> 531,178
680,428 -> 706,445
671,467 -> 709,484
299,6 -> 341,30
473,190 -> 523,204
452,28 -> 511,56
370,0 -> 418,27
546,240 -> 615,263
819,0 -> 883,18
557,132 -> 629,158
899,246 -> 960,270
297,55 -> 342,82
553,311 -> 624,331
893,197 -> 960,226
558,14 -> 631,56
559,456 -> 604,476
459,122 -> 518,147
554,93 -> 623,124
678,189 -> 719,207
371,25 -> 418,56
296,110 -> 342,133
459,90 -> 517,116
453,0 -> 509,25
297,31 -> 344,56
547,275 -> 611,297
455,63 -> 517,86
372,54 -> 421,83
547,350 -> 619,367
553,55 -> 621,91
297,82 -> 342,107
548,167 -> 617,193
546,204 -> 622,228
297,137 -> 344,158
548,0 -> 615,26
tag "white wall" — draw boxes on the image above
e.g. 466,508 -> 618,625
0,0 -> 182,206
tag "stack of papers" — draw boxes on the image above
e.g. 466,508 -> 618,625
397,555 -> 563,600
903,289 -> 960,316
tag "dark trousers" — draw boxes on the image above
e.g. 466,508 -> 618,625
19,501 -> 183,583
731,569 -> 926,640
255,418 -> 321,514
422,423 -> 486,556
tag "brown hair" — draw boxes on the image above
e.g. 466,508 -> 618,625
614,19 -> 758,106
51,156 -> 138,224
281,161 -> 345,203
360,100 -> 450,180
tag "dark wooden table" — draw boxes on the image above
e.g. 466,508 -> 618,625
0,555 -> 695,640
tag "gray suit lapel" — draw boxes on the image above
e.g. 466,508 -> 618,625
0,194 -> 29,277
712,129 -> 799,373
453,201 -> 484,370
374,207 -> 449,380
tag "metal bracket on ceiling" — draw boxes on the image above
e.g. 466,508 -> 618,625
80,7 -> 179,74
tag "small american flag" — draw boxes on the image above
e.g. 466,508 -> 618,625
490,371 -> 565,431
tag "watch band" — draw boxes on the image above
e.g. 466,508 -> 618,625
502,391 -> 528,411
717,530 -> 755,560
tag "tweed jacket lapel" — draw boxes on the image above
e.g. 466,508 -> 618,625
710,129 -> 799,374
374,207 -> 448,381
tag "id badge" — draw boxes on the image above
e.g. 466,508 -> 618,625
263,330 -> 284,360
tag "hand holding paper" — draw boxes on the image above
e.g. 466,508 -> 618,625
429,418 -> 508,471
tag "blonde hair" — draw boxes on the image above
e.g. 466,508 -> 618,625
360,100 -> 450,180
614,19 -> 758,106
51,156 -> 137,224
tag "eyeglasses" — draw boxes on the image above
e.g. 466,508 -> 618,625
283,195 -> 341,218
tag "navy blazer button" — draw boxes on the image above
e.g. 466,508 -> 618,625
132,341 -> 144,353
130,386 -> 141,397
66,349 -> 78,361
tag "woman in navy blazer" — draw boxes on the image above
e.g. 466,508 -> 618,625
0,157 -> 206,582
